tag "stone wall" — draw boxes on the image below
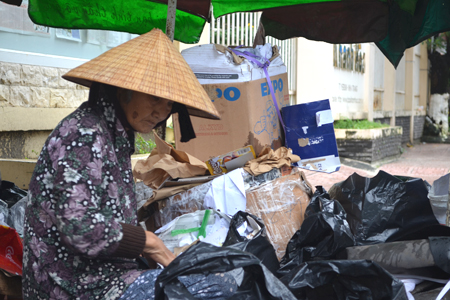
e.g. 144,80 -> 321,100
413,115 -> 425,140
337,139 -> 373,162
336,127 -> 403,164
0,62 -> 88,108
395,116 -> 411,144
0,62 -> 88,160
374,117 -> 390,125
371,132 -> 403,162
375,116 -> 425,143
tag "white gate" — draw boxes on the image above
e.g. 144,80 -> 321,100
210,11 -> 297,104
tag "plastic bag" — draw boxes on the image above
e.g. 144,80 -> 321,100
328,171 -> 439,245
346,237 -> 450,280
223,211 -> 280,274
428,173 -> 450,225
0,180 -> 27,208
8,194 -> 28,237
154,242 -> 297,300
278,186 -> 355,277
155,210 -> 231,253
0,199 -> 9,227
279,259 -> 408,300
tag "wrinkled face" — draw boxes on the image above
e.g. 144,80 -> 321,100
118,89 -> 173,133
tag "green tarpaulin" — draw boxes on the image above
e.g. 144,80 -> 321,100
20,0 -> 450,67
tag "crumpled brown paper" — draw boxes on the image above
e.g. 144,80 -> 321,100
133,132 -> 208,190
144,183 -> 202,207
243,146 -> 300,176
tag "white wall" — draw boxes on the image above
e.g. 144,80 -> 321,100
296,38 -> 366,119
0,1 -> 137,68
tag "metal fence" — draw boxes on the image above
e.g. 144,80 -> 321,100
210,11 -> 297,104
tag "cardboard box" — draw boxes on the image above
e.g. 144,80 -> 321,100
174,44 -> 289,162
174,72 -> 290,161
245,171 -> 313,260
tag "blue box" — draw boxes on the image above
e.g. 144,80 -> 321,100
282,99 -> 340,173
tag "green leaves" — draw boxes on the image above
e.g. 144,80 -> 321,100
334,119 -> 389,129
134,133 -> 156,154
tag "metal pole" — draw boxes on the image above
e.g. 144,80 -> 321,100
166,0 -> 177,41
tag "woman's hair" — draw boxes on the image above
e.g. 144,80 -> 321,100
88,82 -> 195,142
88,83 -> 133,106
121,89 -> 133,104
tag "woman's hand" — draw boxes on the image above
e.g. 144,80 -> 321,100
142,231 -> 176,267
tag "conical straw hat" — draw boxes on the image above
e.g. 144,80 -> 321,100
63,28 -> 219,120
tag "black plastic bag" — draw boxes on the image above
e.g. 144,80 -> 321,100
346,237 -> 450,280
223,211 -> 280,274
154,242 -> 297,300
278,187 -> 355,277
279,259 -> 408,300
0,180 -> 28,208
328,171 -> 439,245
430,236 -> 450,275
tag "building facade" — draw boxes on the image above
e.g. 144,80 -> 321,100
0,4 -> 429,187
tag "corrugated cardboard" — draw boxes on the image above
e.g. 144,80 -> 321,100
174,72 -> 290,161
245,171 -> 313,260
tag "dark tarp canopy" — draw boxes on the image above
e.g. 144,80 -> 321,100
2,0 -> 450,67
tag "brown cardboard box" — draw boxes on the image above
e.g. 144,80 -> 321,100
174,73 -> 290,162
245,171 -> 313,260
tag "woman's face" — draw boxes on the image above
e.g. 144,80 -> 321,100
118,89 -> 173,133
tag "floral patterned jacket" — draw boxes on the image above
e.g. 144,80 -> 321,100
23,85 -> 147,300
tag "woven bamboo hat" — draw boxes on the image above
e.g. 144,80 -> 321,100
63,28 -> 219,120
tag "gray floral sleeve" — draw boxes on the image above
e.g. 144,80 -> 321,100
23,95 -> 145,300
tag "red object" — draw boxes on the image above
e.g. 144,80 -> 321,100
0,225 -> 23,276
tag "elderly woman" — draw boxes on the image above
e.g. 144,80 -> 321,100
22,29 -> 231,299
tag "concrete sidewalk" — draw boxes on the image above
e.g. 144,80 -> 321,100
302,143 -> 450,191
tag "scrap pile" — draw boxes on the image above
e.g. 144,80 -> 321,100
133,136 -> 450,299
1,43 -> 450,300
132,43 -> 450,299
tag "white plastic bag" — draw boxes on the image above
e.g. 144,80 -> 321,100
155,210 -> 231,253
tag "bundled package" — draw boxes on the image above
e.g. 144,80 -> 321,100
246,170 -> 313,260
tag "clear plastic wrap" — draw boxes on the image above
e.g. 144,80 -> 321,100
155,209 -> 231,253
242,168 -> 282,190
135,181 -> 154,211
0,199 -> 9,227
8,195 -> 28,237
152,181 -> 212,229
245,170 -> 313,260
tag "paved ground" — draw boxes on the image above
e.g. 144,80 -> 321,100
302,142 -> 450,191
